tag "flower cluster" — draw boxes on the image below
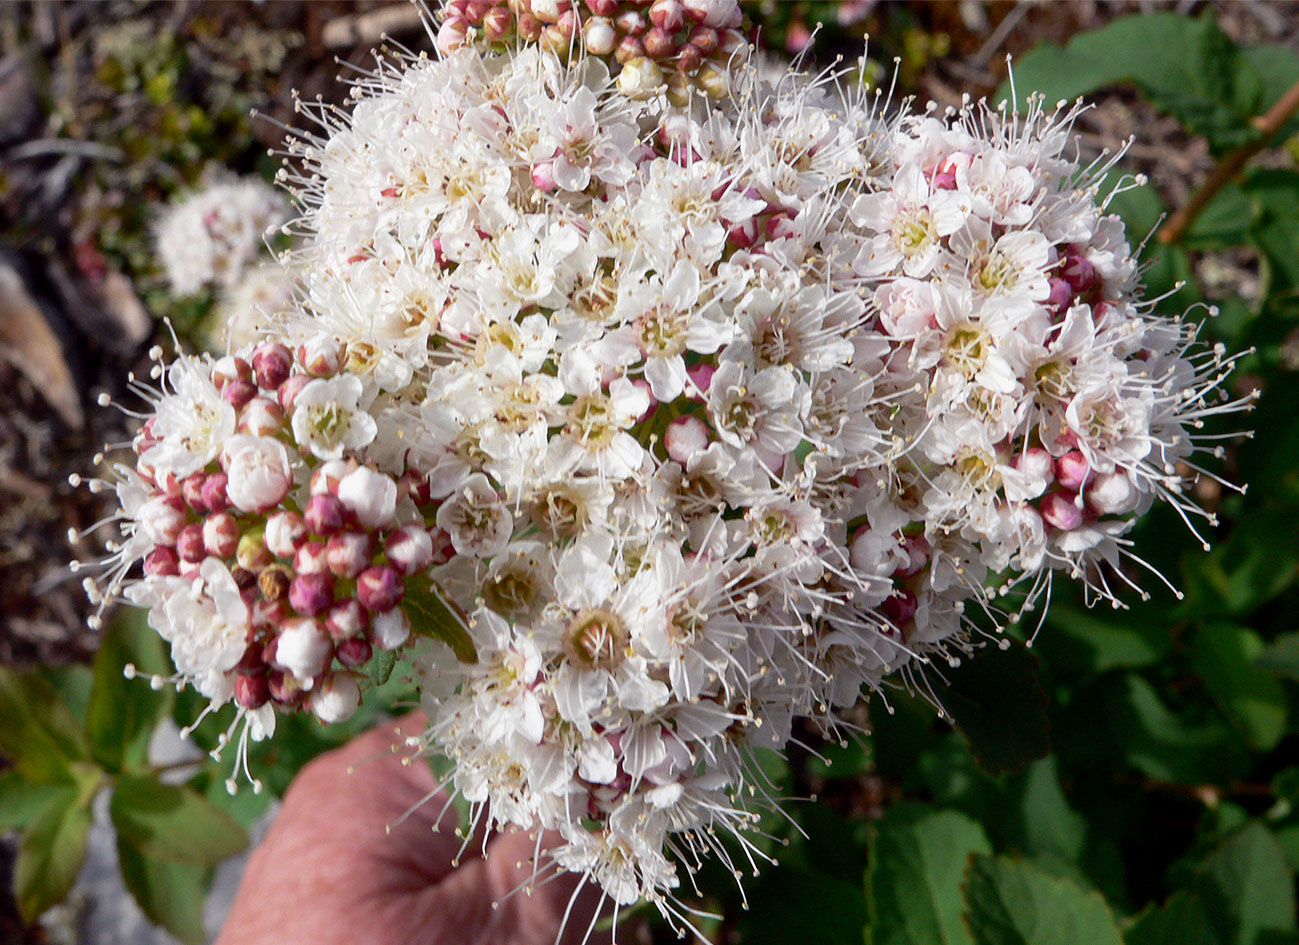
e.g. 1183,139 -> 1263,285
155,174 -> 289,296
436,0 -> 748,103
83,2 -> 1249,926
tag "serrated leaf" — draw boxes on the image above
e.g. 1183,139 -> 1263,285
0,665 -> 91,785
403,579 -> 477,664
933,641 -> 1050,777
1193,823 -> 1297,945
962,854 -> 1124,945
1190,624 -> 1287,751
117,838 -> 209,945
867,804 -> 992,945
110,772 -> 248,866
1125,891 -> 1222,945
13,788 -> 93,922
87,610 -> 174,772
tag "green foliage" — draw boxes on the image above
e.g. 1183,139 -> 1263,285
962,855 -> 1124,945
932,641 -> 1051,776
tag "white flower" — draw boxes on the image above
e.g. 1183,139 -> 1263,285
290,374 -> 378,460
436,473 -> 513,557
337,466 -> 397,530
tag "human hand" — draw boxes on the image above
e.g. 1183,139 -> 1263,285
214,713 -> 611,945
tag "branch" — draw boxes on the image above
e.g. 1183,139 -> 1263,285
1158,77 -> 1299,245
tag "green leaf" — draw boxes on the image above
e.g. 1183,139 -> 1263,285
1243,169 -> 1299,294
87,610 -> 174,772
403,579 -> 478,664
117,839 -> 209,945
933,641 -> 1051,776
366,648 -> 399,687
741,867 -> 867,945
109,772 -> 248,866
962,854 -> 1124,945
1193,823 -> 1297,945
1125,891 -> 1222,945
0,771 -> 71,832
1042,604 -> 1171,674
995,14 -> 1270,153
1257,633 -> 1299,681
0,666 -> 92,784
867,804 -> 992,945
13,788 -> 94,922
1190,624 -> 1288,751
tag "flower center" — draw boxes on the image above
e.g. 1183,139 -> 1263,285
564,608 -> 627,669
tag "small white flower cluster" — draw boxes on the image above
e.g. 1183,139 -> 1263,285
84,3 -> 1249,924
155,175 -> 289,296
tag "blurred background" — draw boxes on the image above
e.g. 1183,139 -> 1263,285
1,2 -> 1297,944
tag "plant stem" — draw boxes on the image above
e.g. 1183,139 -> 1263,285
1158,77 -> 1299,245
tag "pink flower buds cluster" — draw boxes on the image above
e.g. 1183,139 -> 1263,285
437,0 -> 748,102
85,339 -> 446,727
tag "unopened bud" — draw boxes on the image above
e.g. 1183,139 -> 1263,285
644,26 -> 677,59
144,545 -> 180,576
258,565 -> 293,602
222,378 -> 257,411
293,540 -> 329,576
290,573 -> 335,617
177,523 -> 206,563
305,493 -> 347,536
1088,472 -> 1139,516
327,530 -> 374,579
265,511 -> 307,558
235,673 -> 271,709
336,636 -> 374,668
357,565 -> 405,613
1056,451 -> 1092,492
583,16 -> 617,55
665,415 -> 709,464
298,336 -> 343,377
370,606 -> 411,650
618,57 -> 665,98
203,512 -> 240,558
1040,491 -> 1084,531
202,472 -> 230,514
278,373 -> 313,412
238,396 -> 284,436
338,467 -> 397,530
275,617 -> 333,680
385,524 -> 434,575
310,673 -> 361,724
881,587 -> 918,627
326,597 -> 369,641
251,342 -> 293,390
650,0 -> 685,31
182,474 -> 208,514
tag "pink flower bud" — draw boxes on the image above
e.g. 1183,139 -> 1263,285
385,525 -> 434,576
326,598 -> 369,641
1056,451 -> 1092,492
482,6 -> 513,41
338,467 -> 397,530
144,546 -> 180,576
267,670 -> 303,706
293,540 -> 329,576
650,0 -> 685,31
265,511 -> 307,558
695,62 -> 731,99
235,642 -> 266,674
585,0 -> 618,15
1060,251 -> 1098,296
211,356 -> 251,389
235,674 -> 271,710
202,473 -> 230,513
310,673 -> 361,724
298,336 -> 343,377
1046,277 -> 1074,315
517,12 -> 542,40
1088,472 -> 1139,516
222,378 -> 257,411
675,44 -> 704,74
290,573 -> 334,617
644,26 -> 677,59
182,474 -> 208,514
275,616 -> 333,680
357,565 -> 404,613
223,435 -> 292,513
327,530 -> 374,579
665,415 -> 709,464
687,24 -> 718,55
370,606 -> 411,650
1040,491 -> 1084,531
686,362 -> 715,399
277,373 -> 312,412
305,493 -> 347,536
251,342 -> 293,390
616,35 -> 645,64
238,396 -> 284,436
1011,447 -> 1054,490
336,636 -> 373,668
203,512 -> 239,558
616,9 -> 646,34
531,161 -> 558,192
727,217 -> 758,248
177,523 -> 206,563
438,15 -> 470,54
881,587 -> 918,628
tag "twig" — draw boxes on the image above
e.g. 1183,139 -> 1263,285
1158,77 -> 1299,245
321,5 -> 426,50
